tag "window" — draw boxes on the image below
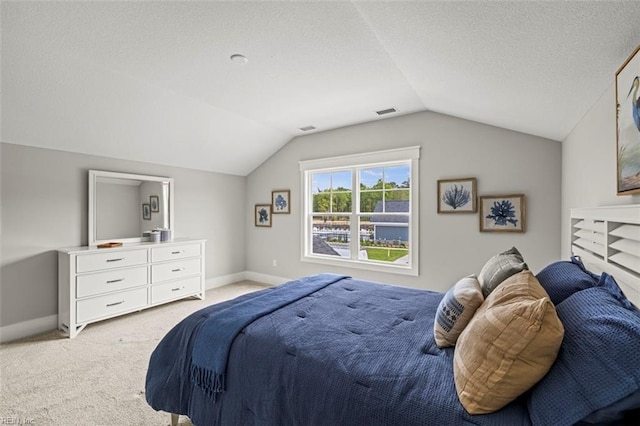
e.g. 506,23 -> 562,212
300,146 -> 420,276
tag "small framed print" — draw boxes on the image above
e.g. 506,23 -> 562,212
437,177 -> 477,213
272,189 -> 291,214
142,203 -> 151,220
479,194 -> 525,233
150,195 -> 159,212
255,204 -> 272,227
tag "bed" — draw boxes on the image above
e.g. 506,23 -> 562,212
146,205 -> 640,426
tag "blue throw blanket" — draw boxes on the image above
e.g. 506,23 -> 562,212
190,273 -> 348,400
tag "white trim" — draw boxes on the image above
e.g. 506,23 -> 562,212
88,170 -> 175,246
300,147 -> 420,276
571,204 -> 640,222
244,271 -> 289,286
205,272 -> 248,290
301,255 -> 416,276
299,146 -> 420,171
0,314 -> 58,343
207,272 -> 288,289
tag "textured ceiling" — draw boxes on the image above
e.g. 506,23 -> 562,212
2,1 -> 640,175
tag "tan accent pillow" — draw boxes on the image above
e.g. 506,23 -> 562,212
433,275 -> 484,348
478,247 -> 528,297
453,270 -> 564,414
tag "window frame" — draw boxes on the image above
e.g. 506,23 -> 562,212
299,146 -> 420,276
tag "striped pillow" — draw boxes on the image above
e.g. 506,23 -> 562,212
434,275 -> 484,348
478,247 -> 528,297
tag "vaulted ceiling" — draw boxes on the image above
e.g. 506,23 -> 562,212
2,1 -> 639,175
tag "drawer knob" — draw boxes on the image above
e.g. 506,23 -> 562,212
171,286 -> 185,292
171,268 -> 185,272
106,300 -> 125,307
106,258 -> 125,263
171,250 -> 184,255
106,278 -> 125,284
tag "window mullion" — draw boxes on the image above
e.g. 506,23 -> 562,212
382,168 -> 386,213
302,151 -> 419,276
305,171 -> 312,257
350,168 -> 359,260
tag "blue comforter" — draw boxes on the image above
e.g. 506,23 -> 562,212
146,276 -> 531,425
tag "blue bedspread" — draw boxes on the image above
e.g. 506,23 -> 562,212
146,276 -> 531,425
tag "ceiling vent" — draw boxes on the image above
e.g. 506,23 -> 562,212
376,107 -> 397,115
299,126 -> 316,132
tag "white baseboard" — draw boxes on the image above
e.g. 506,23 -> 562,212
244,271 -> 291,286
205,272 -> 249,290
0,314 -> 58,344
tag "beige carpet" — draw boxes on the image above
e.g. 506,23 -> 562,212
0,281 -> 270,426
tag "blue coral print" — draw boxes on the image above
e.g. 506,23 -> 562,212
486,199 -> 518,227
442,184 -> 471,209
274,194 -> 288,211
258,208 -> 269,224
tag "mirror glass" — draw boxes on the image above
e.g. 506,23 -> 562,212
89,170 -> 174,246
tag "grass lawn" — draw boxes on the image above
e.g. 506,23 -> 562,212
365,247 -> 408,262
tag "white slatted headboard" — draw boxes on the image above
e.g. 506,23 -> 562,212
571,205 -> 640,308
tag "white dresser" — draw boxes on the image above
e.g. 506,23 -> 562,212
58,238 -> 205,338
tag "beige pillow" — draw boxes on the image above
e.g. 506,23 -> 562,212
434,275 -> 484,348
453,270 -> 564,414
478,247 -> 528,297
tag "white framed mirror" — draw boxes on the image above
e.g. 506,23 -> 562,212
88,170 -> 174,246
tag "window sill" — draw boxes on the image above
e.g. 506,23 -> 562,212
301,254 -> 418,277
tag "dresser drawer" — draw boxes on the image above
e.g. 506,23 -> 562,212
76,266 -> 148,298
151,276 -> 202,304
151,258 -> 201,283
76,287 -> 148,323
151,243 -> 201,262
76,249 -> 148,273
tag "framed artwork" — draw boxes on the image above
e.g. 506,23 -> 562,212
616,44 -> 640,195
479,194 -> 525,233
142,203 -> 151,220
437,177 -> 477,213
255,204 -> 272,227
149,195 -> 160,213
150,195 -> 159,212
272,189 -> 291,214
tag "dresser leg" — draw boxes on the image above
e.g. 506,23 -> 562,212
170,413 -> 179,426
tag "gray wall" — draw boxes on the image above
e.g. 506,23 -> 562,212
0,142 -> 246,329
246,110 -> 563,292
561,84 -> 640,257
2,62 -> 632,339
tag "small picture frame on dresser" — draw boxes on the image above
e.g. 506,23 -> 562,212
150,195 -> 160,212
142,203 -> 151,220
